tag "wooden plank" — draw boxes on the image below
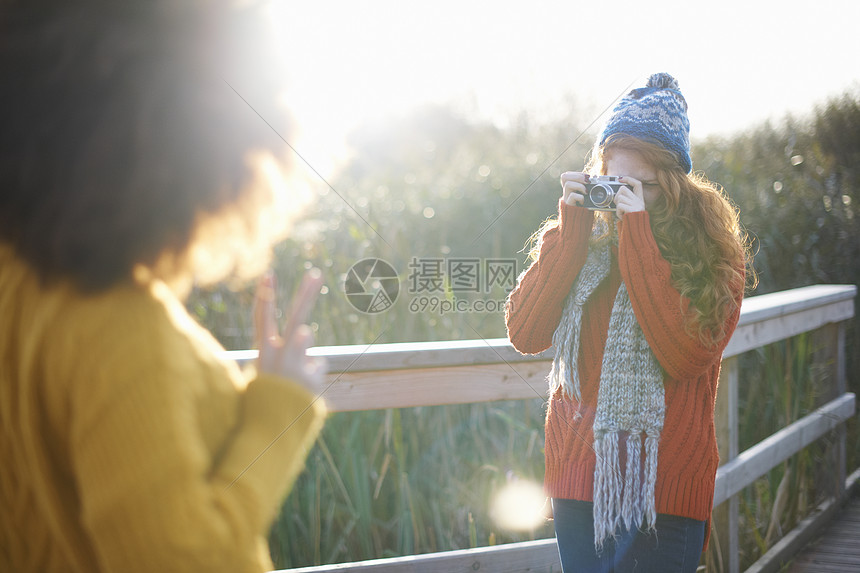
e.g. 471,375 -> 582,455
713,393 -> 856,506
715,356 -> 740,461
723,298 -> 854,358
225,285 -> 856,373
714,357 -> 740,573
221,286 -> 856,413
318,362 -> 551,412
790,562 -> 851,573
802,548 -> 860,562
226,338 -> 553,373
806,540 -> 860,552
787,497 -> 860,572
277,538 -> 561,573
733,284 -> 855,326
836,322 -> 848,499
307,338 -> 553,373
744,495 -> 843,573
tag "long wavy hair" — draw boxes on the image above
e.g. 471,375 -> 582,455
530,135 -> 755,346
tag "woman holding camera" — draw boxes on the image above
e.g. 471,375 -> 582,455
506,73 -> 751,572
0,2 -> 326,572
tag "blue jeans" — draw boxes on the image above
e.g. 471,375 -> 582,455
551,498 -> 705,573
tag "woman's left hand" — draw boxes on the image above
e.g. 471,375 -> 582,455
613,176 -> 647,218
254,269 -> 327,393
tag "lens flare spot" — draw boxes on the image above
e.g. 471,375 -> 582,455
490,480 -> 546,531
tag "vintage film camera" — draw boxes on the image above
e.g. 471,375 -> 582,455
582,175 -> 624,211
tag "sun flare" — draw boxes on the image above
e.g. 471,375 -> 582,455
490,480 -> 547,532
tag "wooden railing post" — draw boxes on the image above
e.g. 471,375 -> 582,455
837,321 -> 848,500
715,356 -> 740,573
812,321 -> 849,501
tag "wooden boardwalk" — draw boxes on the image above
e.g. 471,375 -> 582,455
788,493 -> 860,572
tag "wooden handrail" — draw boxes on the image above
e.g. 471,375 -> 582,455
226,285 -> 855,413
713,392 -> 856,506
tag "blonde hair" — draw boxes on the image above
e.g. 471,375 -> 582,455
529,135 -> 755,346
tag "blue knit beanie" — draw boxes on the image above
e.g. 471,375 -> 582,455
598,73 -> 692,173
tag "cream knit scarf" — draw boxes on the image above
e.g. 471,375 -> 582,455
549,219 -> 665,550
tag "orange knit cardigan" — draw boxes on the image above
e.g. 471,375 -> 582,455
505,200 -> 743,549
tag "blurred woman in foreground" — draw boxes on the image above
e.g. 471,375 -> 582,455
0,2 -> 327,571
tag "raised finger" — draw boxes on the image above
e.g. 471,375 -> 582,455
287,324 -> 315,356
254,270 -> 279,345
282,268 -> 324,338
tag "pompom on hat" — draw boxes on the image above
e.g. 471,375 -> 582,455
598,73 -> 692,173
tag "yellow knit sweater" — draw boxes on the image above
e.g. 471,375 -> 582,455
0,244 -> 327,572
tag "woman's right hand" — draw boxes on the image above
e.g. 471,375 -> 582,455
254,269 -> 327,394
560,171 -> 590,206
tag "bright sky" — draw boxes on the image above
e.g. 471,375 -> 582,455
249,0 -> 860,177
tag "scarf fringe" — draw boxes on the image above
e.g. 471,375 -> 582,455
621,432 -> 642,530
592,431 -> 660,551
643,434 -> 660,528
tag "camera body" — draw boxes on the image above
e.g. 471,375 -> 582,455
582,175 -> 623,211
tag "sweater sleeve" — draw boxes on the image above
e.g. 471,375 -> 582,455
68,290 -> 326,573
618,211 -> 744,380
505,199 -> 595,354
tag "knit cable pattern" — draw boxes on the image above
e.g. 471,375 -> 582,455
549,220 -> 665,550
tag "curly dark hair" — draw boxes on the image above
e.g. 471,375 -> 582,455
0,1 -> 288,292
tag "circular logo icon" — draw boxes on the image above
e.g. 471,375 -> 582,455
344,258 -> 399,314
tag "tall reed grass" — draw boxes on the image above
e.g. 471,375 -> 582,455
268,401 -> 553,569
705,331 -> 841,572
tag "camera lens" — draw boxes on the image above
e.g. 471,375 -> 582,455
589,184 -> 613,208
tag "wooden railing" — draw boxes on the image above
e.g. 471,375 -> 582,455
228,284 -> 856,573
